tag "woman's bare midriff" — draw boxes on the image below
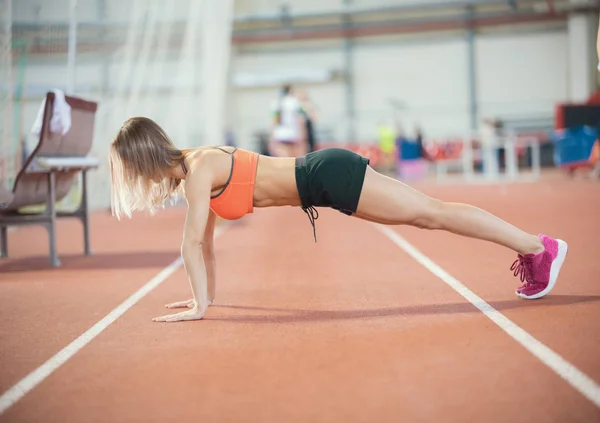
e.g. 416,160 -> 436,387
188,147 -> 302,208
253,155 -> 302,208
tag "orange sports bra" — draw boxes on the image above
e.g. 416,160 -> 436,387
181,147 -> 259,221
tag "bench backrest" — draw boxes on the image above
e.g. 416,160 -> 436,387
4,92 -> 98,211
35,93 -> 98,157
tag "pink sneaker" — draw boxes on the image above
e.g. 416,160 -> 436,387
510,234 -> 568,300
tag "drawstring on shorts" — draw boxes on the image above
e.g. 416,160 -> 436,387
301,205 -> 319,243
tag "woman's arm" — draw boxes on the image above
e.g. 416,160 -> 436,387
153,161 -> 213,323
203,210 -> 217,304
163,209 -> 217,310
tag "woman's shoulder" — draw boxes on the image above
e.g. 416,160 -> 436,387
186,146 -> 257,162
183,146 -> 252,175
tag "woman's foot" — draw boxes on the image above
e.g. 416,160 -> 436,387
510,234 -> 568,300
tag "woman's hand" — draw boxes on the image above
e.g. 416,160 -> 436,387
165,299 -> 194,309
152,306 -> 207,323
164,298 -> 213,309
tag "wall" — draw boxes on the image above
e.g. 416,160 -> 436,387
230,29 -> 571,142
475,31 -> 569,121
352,36 -> 471,140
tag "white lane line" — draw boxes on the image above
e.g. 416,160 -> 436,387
0,223 -> 231,415
373,224 -> 600,409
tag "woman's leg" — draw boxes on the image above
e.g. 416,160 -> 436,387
351,166 -> 568,299
354,166 -> 543,255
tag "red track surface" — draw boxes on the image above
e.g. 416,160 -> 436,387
1,174 -> 599,422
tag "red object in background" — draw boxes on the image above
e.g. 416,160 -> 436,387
424,143 -> 440,160
588,92 -> 600,103
423,139 -> 463,160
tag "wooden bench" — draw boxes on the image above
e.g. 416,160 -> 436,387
0,92 -> 100,267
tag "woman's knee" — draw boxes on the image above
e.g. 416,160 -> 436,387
411,199 -> 445,230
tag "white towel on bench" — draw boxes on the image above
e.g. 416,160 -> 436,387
31,89 -> 72,136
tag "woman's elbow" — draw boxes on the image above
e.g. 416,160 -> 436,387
181,237 -> 203,255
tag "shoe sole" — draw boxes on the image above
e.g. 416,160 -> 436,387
516,239 -> 568,300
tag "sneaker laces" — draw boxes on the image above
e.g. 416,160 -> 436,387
510,255 -> 535,285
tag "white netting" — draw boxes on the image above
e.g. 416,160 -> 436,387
89,0 -> 235,208
0,0 -> 14,204
8,0 -> 234,210
99,0 -> 235,147
12,0 -> 80,212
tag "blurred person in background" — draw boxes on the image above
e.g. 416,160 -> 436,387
415,124 -> 424,155
296,88 -> 318,153
597,15 -> 599,72
224,128 -> 236,148
376,120 -> 397,173
414,124 -> 435,161
480,117 -> 503,176
254,130 -> 271,156
269,84 -> 305,158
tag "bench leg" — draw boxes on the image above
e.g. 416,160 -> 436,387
47,172 -> 61,268
81,170 -> 92,255
0,225 -> 7,258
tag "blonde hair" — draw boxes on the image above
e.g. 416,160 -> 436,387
109,117 -> 184,219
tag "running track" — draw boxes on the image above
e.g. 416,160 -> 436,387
1,173 -> 599,422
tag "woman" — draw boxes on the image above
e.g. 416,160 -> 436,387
109,117 -> 568,323
269,85 -> 305,158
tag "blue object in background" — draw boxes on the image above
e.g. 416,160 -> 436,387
552,126 -> 598,167
398,137 -> 422,161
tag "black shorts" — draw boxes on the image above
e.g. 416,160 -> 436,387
295,148 -> 370,241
